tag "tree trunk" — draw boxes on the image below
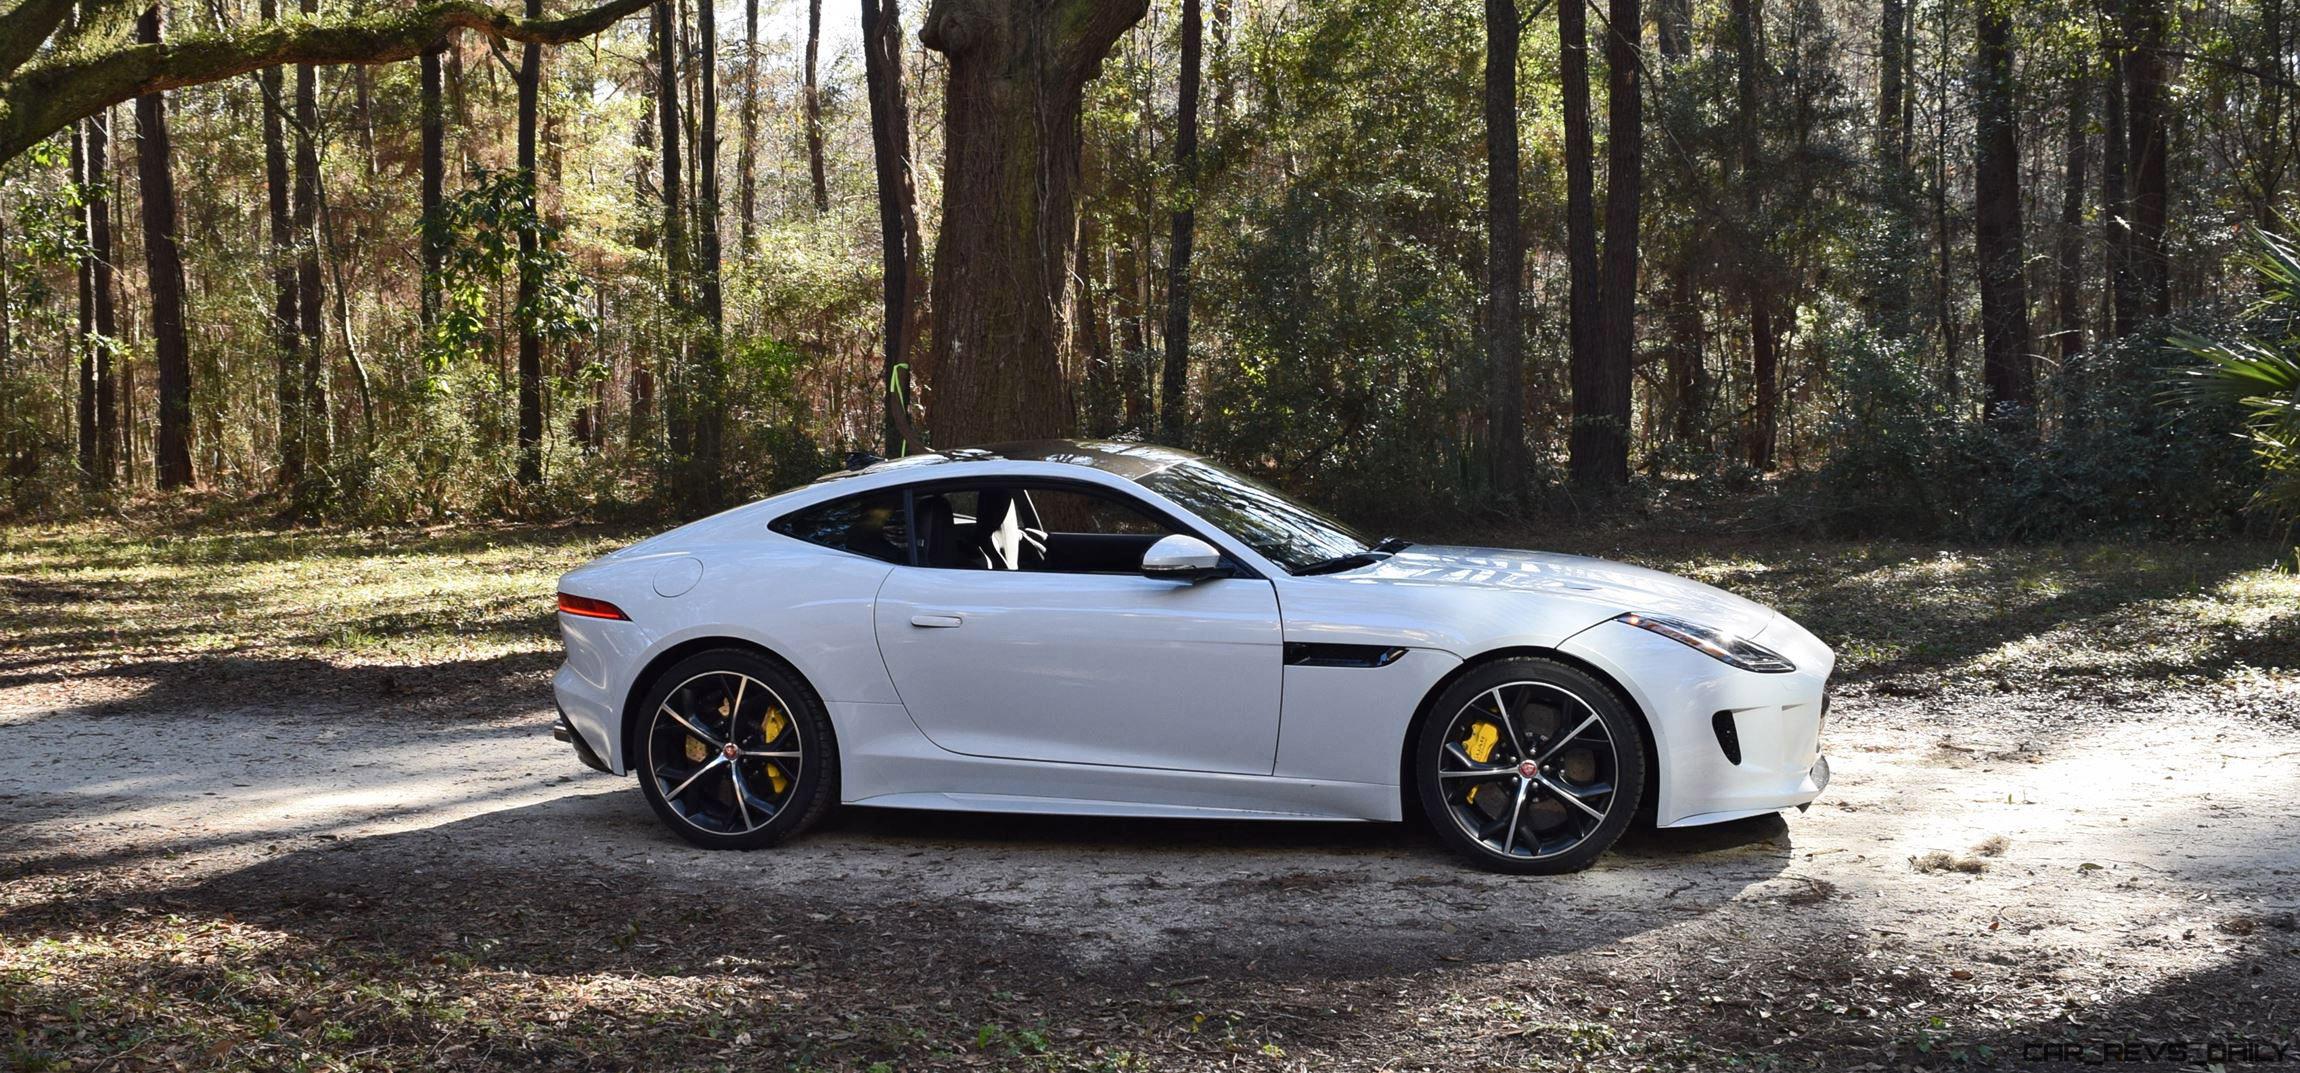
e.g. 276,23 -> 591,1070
1484,0 -> 1526,494
1878,0 -> 1906,167
1578,0 -> 1640,489
294,0 -> 330,477
2102,15 -> 2135,339
1209,0 -> 1233,127
693,0 -> 725,499
90,107 -> 117,487
805,0 -> 828,214
73,120 -> 93,481
653,0 -> 688,457
260,0 -> 302,487
420,38 -> 445,337
137,5 -> 192,490
2056,72 -> 2089,365
1932,0 -> 1957,390
2124,0 -> 2169,319
1078,203 -> 1119,436
863,0 -> 925,452
740,0 -> 758,249
1973,0 -> 2034,425
918,0 -> 1149,447
1657,0 -> 1703,450
630,33 -> 658,444
1731,0 -> 1774,469
516,0 -> 544,486
1560,0 -> 1602,474
1116,235 -> 1150,430
1667,266 -> 1704,446
1160,0 -> 1201,443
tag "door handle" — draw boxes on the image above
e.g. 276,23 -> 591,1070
910,613 -> 964,628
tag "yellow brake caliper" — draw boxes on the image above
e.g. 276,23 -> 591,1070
759,707 -> 791,794
1462,720 -> 1501,804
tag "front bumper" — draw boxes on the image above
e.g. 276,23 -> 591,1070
1559,613 -> 1834,828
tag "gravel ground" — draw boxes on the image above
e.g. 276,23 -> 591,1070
3,525 -> 2297,1070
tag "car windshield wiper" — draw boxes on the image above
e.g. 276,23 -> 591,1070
1371,536 -> 1413,553
1293,550 -> 1387,576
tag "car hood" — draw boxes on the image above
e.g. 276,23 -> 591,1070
1343,544 -> 1781,639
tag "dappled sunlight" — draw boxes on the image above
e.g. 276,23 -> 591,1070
3,705 -> 623,881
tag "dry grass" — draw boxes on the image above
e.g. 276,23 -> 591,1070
1910,850 -> 1989,875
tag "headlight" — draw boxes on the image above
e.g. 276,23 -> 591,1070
1616,612 -> 1796,673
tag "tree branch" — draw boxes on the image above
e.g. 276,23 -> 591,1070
0,0 -> 651,163
0,0 -> 78,81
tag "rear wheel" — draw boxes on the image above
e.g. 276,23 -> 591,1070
634,649 -> 837,850
1414,658 -> 1646,874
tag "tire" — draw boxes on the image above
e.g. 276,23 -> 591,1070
1414,657 -> 1647,875
633,648 -> 838,850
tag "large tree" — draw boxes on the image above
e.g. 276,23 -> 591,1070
293,0 -> 329,477
1559,0 -> 1601,478
2055,71 -> 2088,364
77,107 -> 118,488
2123,0 -> 2170,318
693,0 -> 726,501
862,0 -> 925,454
739,0 -> 760,247
419,37 -> 446,338
135,4 -> 192,489
918,0 -> 1148,447
1731,0 -> 1780,469
259,0 -> 303,487
1160,0 -> 1202,442
1577,0 -> 1640,488
0,0 -> 655,165
1484,0 -> 1526,494
515,0 -> 544,486
805,0 -> 828,214
1973,0 -> 2034,424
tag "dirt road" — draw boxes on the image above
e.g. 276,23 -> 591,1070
7,666 -> 2297,1070
6,526 -> 2298,1068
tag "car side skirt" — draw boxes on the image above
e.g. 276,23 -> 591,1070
834,700 -> 1402,820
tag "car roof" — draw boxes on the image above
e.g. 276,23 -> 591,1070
813,439 -> 1200,484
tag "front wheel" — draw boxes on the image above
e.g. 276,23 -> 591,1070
634,649 -> 837,850
1414,658 -> 1646,874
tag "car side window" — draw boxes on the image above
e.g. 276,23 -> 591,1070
1021,486 -> 1169,537
770,489 -> 909,565
910,482 -> 1184,575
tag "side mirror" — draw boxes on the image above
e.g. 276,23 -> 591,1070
1141,534 -> 1227,581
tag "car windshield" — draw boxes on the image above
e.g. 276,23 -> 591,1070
1137,460 -> 1372,574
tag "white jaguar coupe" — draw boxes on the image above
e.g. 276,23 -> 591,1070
551,440 -> 1833,873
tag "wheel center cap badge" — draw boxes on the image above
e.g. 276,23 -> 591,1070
1517,760 -> 1539,779
722,742 -> 742,760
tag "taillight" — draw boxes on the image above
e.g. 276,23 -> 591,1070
557,593 -> 629,620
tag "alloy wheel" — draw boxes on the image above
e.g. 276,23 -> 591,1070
645,670 -> 804,837
1434,680 -> 1622,861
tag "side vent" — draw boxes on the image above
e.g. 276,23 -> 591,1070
1711,710 -> 1744,765
1282,642 -> 1408,668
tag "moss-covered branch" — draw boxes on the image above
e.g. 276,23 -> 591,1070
0,0 -> 79,81
0,0 -> 651,163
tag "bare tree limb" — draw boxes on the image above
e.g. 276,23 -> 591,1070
0,0 -> 651,162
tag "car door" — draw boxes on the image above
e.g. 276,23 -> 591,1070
873,479 -> 1284,775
